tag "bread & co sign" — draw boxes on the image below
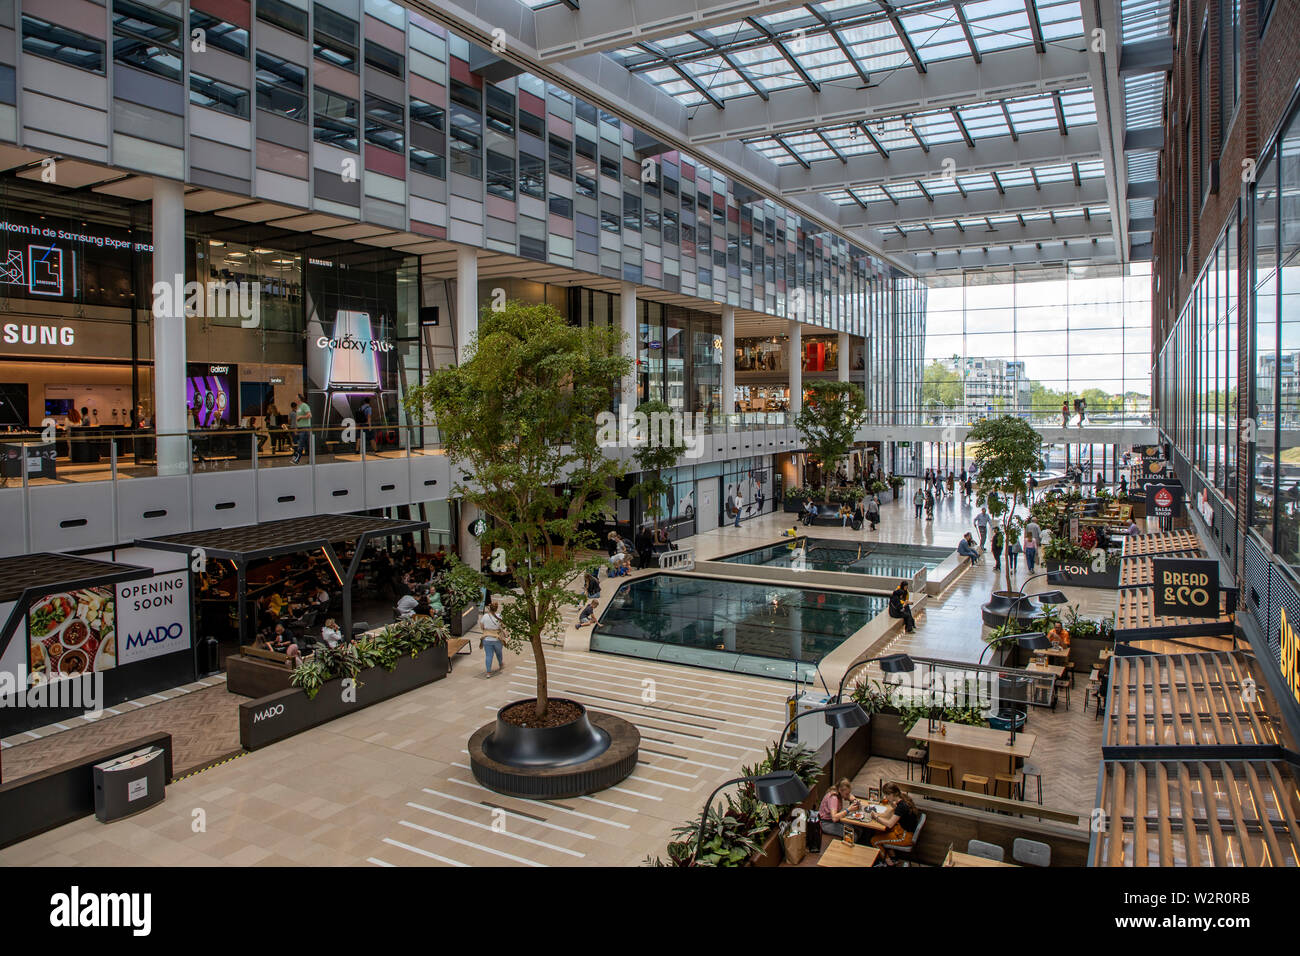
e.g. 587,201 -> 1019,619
1152,557 -> 1219,619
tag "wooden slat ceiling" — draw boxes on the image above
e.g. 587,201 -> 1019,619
1119,550 -> 1204,587
1108,651 -> 1290,748
1096,759 -> 1300,866
1120,529 -> 1204,557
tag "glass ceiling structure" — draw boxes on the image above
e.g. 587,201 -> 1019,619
490,0 -> 1170,274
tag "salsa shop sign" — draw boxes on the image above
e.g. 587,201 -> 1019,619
1146,483 -> 1183,519
1152,557 -> 1219,619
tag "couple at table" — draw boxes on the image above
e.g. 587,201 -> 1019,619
818,779 -> 919,865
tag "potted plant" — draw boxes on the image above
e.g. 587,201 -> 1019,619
782,485 -> 816,512
969,416 -> 1044,594
405,299 -> 636,794
794,380 -> 867,491
437,557 -> 483,636
887,474 -> 905,500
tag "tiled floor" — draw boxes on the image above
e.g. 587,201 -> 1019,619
0,480 -> 1117,866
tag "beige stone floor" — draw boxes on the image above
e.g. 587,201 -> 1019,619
0,481 -> 1121,867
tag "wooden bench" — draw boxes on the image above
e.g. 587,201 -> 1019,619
239,644 -> 290,665
227,652 -> 293,697
447,637 -> 470,658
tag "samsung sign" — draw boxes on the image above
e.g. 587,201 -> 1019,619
115,572 -> 190,665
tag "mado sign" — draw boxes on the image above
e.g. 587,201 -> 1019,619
115,571 -> 191,665
1152,557 -> 1219,619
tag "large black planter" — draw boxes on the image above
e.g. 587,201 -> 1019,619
482,698 -> 609,767
981,590 -> 1043,627
469,698 -> 640,799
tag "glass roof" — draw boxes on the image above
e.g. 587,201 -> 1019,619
823,159 -> 1107,206
615,0 -> 1086,109
883,203 -> 1111,237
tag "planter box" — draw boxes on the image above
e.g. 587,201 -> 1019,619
238,644 -> 449,750
869,712 -> 915,761
450,606 -> 479,636
1045,558 -> 1120,590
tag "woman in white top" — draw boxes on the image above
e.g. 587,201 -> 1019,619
320,618 -> 343,647
481,600 -> 505,676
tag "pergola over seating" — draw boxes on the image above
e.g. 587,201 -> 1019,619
0,552 -> 153,654
135,514 -> 428,647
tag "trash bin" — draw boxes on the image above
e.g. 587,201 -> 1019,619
93,745 -> 166,822
203,635 -> 220,675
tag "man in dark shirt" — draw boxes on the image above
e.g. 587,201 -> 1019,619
888,582 -> 916,633
634,525 -> 654,570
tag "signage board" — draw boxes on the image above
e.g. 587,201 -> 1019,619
115,572 -> 191,665
1152,557 -> 1219,619
1146,482 -> 1183,519
1281,607 -> 1300,708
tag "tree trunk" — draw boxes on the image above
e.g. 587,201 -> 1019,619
532,633 -> 548,719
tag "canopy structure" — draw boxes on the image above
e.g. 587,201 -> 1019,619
0,552 -> 152,657
136,515 -> 428,647
1093,648 -> 1300,866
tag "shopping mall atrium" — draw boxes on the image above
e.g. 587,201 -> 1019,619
0,0 -> 1295,900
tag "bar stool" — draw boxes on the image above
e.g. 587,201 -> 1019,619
1021,761 -> 1043,804
994,771 -> 1022,800
1055,678 -> 1071,710
926,761 -> 954,788
960,773 -> 990,794
904,747 -> 927,782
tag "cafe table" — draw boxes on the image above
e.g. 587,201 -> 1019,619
1026,661 -> 1066,679
843,806 -> 888,837
943,849 -> 1019,867
908,722 -> 1037,786
819,841 -> 881,867
1032,646 -> 1071,660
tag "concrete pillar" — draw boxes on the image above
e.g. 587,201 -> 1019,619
787,320 -> 802,420
620,281 -> 638,413
455,246 -> 480,570
455,245 -> 477,365
152,178 -> 187,476
838,332 -> 849,382
721,304 -> 735,419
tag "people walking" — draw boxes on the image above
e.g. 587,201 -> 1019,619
733,490 -> 743,528
1006,534 -> 1022,573
974,507 -> 990,549
946,472 -> 955,498
913,488 -> 925,519
991,527 -> 1004,571
1061,399 -> 1070,427
1024,532 -> 1038,574
924,489 -> 935,522
1025,517 -> 1042,550
481,600 -> 505,676
866,494 -> 880,532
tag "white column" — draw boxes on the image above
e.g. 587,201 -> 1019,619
787,320 -> 802,419
152,178 -> 187,476
455,246 -> 480,570
455,245 -> 477,365
620,281 -> 637,413
721,304 -> 735,418
838,332 -> 850,382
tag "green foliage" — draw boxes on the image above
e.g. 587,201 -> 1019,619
290,616 -> 451,698
404,300 -> 630,718
922,359 -> 964,410
888,474 -> 906,490
437,557 -> 483,614
794,380 -> 868,484
969,415 -> 1043,590
1042,535 -> 1090,563
783,485 -> 822,504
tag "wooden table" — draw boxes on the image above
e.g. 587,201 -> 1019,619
909,722 -> 1037,785
819,841 -> 881,867
943,849 -> 1019,867
843,807 -> 888,835
1032,646 -> 1071,660
1026,661 -> 1066,679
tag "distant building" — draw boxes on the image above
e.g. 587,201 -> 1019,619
962,358 -> 1031,413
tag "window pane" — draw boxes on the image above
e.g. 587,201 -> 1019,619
314,88 -> 358,150
21,15 -> 105,73
190,11 -> 248,58
257,0 -> 307,36
190,72 -> 249,117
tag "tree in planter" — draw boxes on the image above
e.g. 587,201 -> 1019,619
630,399 -> 686,531
793,380 -> 867,491
404,300 -> 629,720
968,416 -> 1045,591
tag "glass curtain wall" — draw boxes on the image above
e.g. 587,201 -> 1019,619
923,266 -> 1152,425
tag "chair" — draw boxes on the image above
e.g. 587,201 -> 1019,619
891,813 -> 925,861
994,772 -> 1022,800
960,773 -> 990,794
926,761 -> 954,788
1012,838 -> 1051,867
966,839 -> 1004,862
904,747 -> 927,782
1021,761 -> 1044,804
1055,678 -> 1071,710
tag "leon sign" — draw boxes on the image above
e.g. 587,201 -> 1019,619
1152,557 -> 1219,619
